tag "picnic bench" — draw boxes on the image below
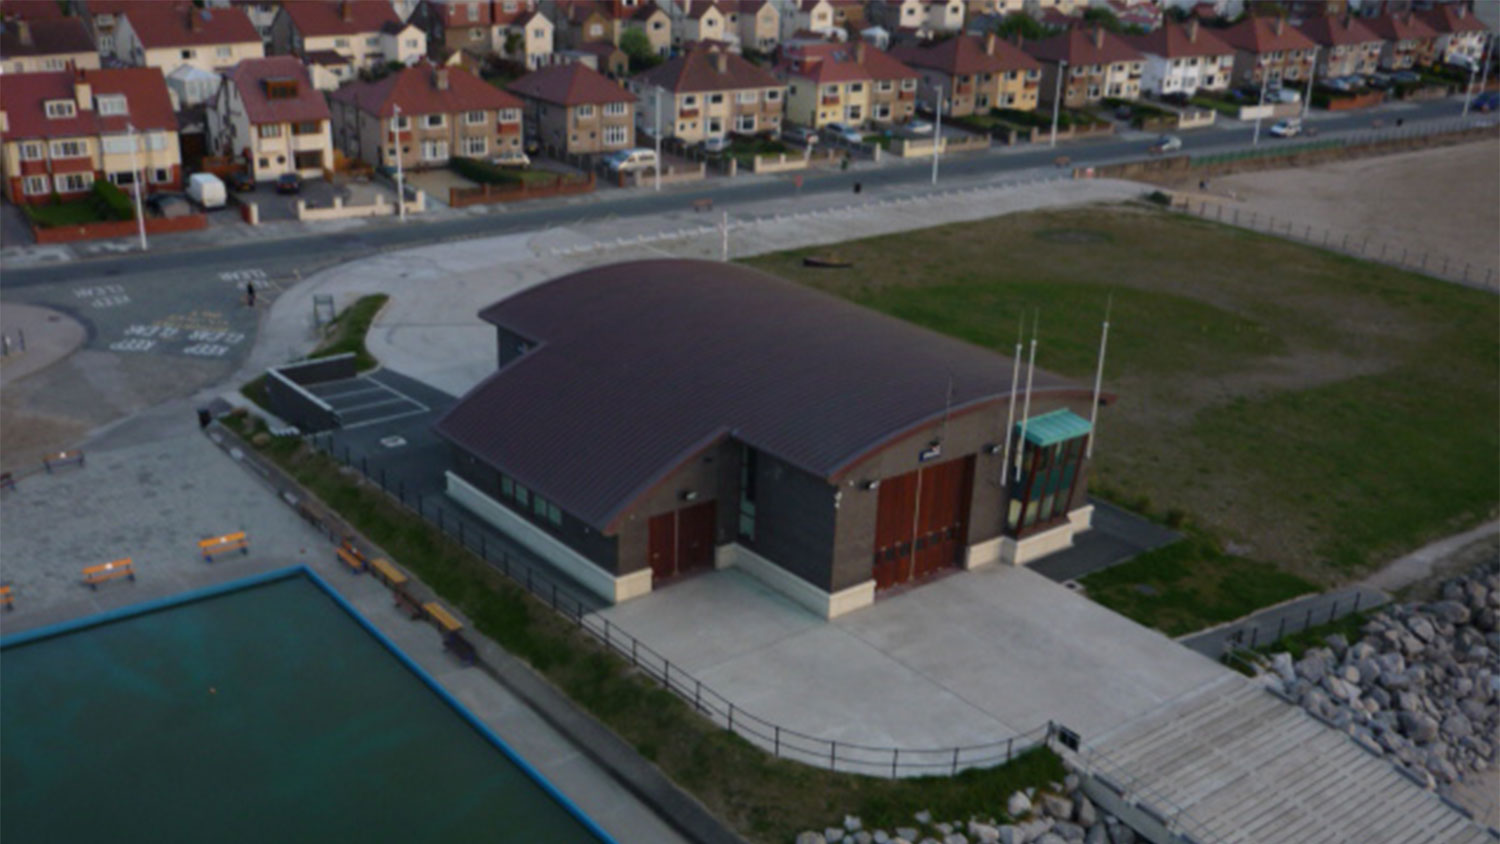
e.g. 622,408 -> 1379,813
370,557 -> 407,589
83,558 -> 135,590
43,449 -> 85,473
335,539 -> 368,574
691,197 -> 713,213
199,531 -> 249,562
1,584 -> 13,610
424,601 -> 475,666
392,585 -> 424,619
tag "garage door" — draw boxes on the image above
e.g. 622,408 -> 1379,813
872,456 -> 974,591
648,501 -> 717,583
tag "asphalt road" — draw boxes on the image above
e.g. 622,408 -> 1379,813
0,98 -> 1478,292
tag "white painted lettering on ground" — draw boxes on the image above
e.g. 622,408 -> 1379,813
181,343 -> 230,357
74,284 -> 131,308
218,268 -> 267,284
108,338 -> 156,353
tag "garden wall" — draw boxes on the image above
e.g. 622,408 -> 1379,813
31,214 -> 207,244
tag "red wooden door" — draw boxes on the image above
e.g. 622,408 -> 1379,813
872,469 -> 919,590
871,457 -> 974,590
648,512 -> 676,582
675,501 -> 717,574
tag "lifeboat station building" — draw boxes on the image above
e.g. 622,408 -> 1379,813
435,260 -> 1104,619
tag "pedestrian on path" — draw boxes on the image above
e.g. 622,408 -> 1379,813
245,281 -> 256,308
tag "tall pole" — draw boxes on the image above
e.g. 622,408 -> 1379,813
1015,311 -> 1038,482
1049,60 -> 1066,148
654,86 -> 662,192
931,88 -> 942,185
1086,295 -> 1112,460
392,104 -> 406,221
1477,34 -> 1494,112
1466,34 -> 1493,117
127,122 -> 146,251
1252,56 -> 1271,145
1000,314 -> 1023,488
1301,46 -> 1317,120
720,210 -> 728,261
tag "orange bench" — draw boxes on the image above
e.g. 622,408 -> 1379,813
423,602 -> 475,665
335,540 -> 367,574
199,531 -> 249,562
370,557 -> 407,589
1,584 -> 13,610
83,558 -> 135,590
43,449 -> 85,473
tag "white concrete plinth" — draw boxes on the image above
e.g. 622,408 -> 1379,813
998,504 -> 1095,566
718,543 -> 874,619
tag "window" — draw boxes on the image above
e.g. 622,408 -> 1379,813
849,82 -> 863,94
392,114 -> 411,130
151,167 -> 170,184
736,90 -> 757,104
50,140 -> 86,158
405,38 -> 418,48
708,93 -> 724,105
874,103 -> 890,119
603,124 -> 627,145
707,117 -> 722,133
258,124 -> 282,138
470,27 -> 484,39
467,1 -> 479,21
96,94 -> 128,116
514,482 -> 529,508
575,104 -> 595,118
737,447 -> 756,539
766,89 -> 780,101
421,140 -> 448,160
22,174 -> 49,195
334,37 -> 349,48
216,46 -> 233,58
366,36 -> 379,47
876,80 -> 893,92
736,114 -> 755,132
423,113 -> 445,128
501,476 -> 514,498
603,101 -> 627,116
900,78 -> 916,91
465,110 -> 487,125
44,99 -> 76,119
109,170 -> 135,186
463,136 -> 486,155
19,141 -> 44,160
589,23 -> 602,36
57,171 -> 93,192
102,135 -> 134,154
498,108 -> 520,123
258,157 -> 269,168
181,48 -> 195,59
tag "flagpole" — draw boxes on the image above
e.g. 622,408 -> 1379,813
1015,310 -> 1038,482
1086,295 -> 1112,460
1000,314 -> 1023,486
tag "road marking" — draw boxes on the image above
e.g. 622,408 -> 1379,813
181,343 -> 230,357
109,338 -> 156,353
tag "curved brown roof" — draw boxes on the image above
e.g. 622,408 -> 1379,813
435,260 -> 1084,532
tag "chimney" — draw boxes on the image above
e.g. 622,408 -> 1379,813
1187,18 -> 1199,43
1092,26 -> 1104,49
15,19 -> 31,46
1273,17 -> 1284,36
74,78 -> 92,112
340,0 -> 354,23
435,67 -> 449,90
985,33 -> 996,56
714,48 -> 727,73
188,8 -> 203,32
854,41 -> 865,64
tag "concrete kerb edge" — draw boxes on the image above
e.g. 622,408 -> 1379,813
203,422 -> 746,844
1175,585 -> 1391,646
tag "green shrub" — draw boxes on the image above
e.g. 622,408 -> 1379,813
93,179 -> 136,220
449,156 -> 523,186
1145,190 -> 1172,206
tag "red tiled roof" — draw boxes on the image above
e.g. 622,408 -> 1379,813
632,44 -> 780,93
2,0 -> 69,20
1023,27 -> 1145,65
890,33 -> 1041,75
85,1 -> 164,17
1419,4 -> 1489,35
122,3 -> 260,48
1124,19 -> 1233,59
1296,15 -> 1380,48
435,0 -> 492,26
776,42 -> 918,83
493,0 -> 536,26
1216,16 -> 1319,53
329,62 -> 520,117
224,55 -> 329,124
506,61 -> 635,105
0,17 -> 94,56
684,0 -> 722,21
1,66 -> 175,140
561,0 -> 608,25
1358,11 -> 1438,43
281,0 -> 400,37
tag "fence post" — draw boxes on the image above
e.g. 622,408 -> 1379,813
379,468 -> 387,491
664,659 -> 670,688
1249,627 -> 1258,648
952,746 -> 961,776
1305,608 -> 1313,629
830,741 -> 837,770
694,679 -> 702,712
1341,233 -> 1349,250
728,703 -> 735,733
603,617 -> 611,649
892,747 -> 899,778
1329,599 -> 1338,624
1277,616 -> 1286,639
1007,737 -> 1014,762
1353,592 -> 1361,613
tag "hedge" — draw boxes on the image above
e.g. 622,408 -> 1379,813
93,179 -> 136,220
449,156 -> 523,186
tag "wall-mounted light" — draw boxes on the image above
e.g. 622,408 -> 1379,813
680,490 -> 699,502
982,443 -> 1001,455
862,479 -> 880,491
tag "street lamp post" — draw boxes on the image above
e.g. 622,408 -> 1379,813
392,104 -> 406,221
654,85 -> 662,192
931,86 -> 942,185
1464,33 -> 1493,117
126,122 -> 146,251
1301,46 -> 1318,120
1049,60 -> 1067,148
1252,57 -> 1272,145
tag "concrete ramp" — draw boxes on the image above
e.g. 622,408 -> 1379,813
1077,675 -> 1492,844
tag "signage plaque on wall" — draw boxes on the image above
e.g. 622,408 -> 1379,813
918,443 -> 942,463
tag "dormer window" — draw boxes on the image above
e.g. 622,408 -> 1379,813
45,99 -> 76,119
96,94 -> 128,116
264,77 -> 299,99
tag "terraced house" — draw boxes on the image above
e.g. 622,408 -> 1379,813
112,3 -> 264,75
506,61 -> 635,156
666,0 -> 726,49
628,44 -> 784,143
777,41 -> 919,129
1297,15 -> 1383,79
1125,19 -> 1234,98
329,63 -> 525,169
1363,11 -> 1439,71
271,0 -> 426,72
0,67 -> 180,205
1218,15 -> 1318,87
209,56 -> 333,182
720,0 -> 779,53
0,17 -> 101,74
407,0 -> 554,70
1419,3 -> 1489,67
892,33 -> 1041,117
1024,27 -> 1144,108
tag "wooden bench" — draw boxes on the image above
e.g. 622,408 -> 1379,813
423,601 -> 463,634
43,449 -> 85,473
691,197 -> 713,213
0,584 -> 13,610
392,586 -> 424,620
199,531 -> 249,562
83,558 -> 135,590
370,557 -> 407,589
335,540 -> 367,574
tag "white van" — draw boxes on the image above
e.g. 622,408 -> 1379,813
604,148 -> 657,175
187,173 -> 226,209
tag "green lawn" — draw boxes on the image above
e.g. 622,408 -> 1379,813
743,206 -> 1500,605
310,294 -> 388,371
22,199 -> 111,227
1190,94 -> 1242,116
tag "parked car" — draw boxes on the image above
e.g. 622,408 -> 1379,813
823,122 -> 863,145
492,150 -> 530,168
1447,55 -> 1478,73
275,172 -> 302,194
702,135 -> 731,154
145,192 -> 192,218
1266,87 -> 1300,104
1113,104 -> 1133,120
1159,92 -> 1190,107
603,148 -> 658,175
1148,134 -> 1182,154
1322,76 -> 1360,93
228,171 -> 255,192
1268,118 -> 1302,138
906,119 -> 934,134
1366,72 -> 1394,90
1392,70 -> 1421,85
186,173 -> 226,209
782,125 -> 819,146
1473,91 -> 1500,113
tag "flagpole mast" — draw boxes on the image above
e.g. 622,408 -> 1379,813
1000,314 -> 1023,485
1086,295 -> 1112,460
1015,310 -> 1038,482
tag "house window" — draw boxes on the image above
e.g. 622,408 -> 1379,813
216,46 -> 233,58
588,23 -> 602,36
849,82 -> 863,94
258,157 -> 269,168
293,121 -> 321,135
19,141 -> 44,160
50,140 -> 87,158
900,78 -> 916,91
109,170 -> 135,185
57,171 -> 93,193
465,110 -> 486,125
421,140 -> 449,161
513,482 -> 529,508
259,124 -> 282,138
366,36 -> 379,47
181,48 -> 195,59
22,174 -> 49,195
470,27 -> 484,39
709,93 -> 724,104
603,124 -> 627,145
498,108 -> 520,123
44,100 -> 76,119
707,117 -> 722,133
405,38 -> 418,48
603,101 -> 627,116
392,114 -> 411,130
735,114 -> 755,132
874,103 -> 890,119
877,80 -> 893,92
575,104 -> 595,117
736,90 -> 757,104
766,89 -> 781,101
151,167 -> 171,183
738,447 -> 756,539
96,95 -> 128,116
463,136 -> 486,155
423,114 -> 445,128
334,37 -> 349,48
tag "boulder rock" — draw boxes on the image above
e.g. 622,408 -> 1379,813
1407,616 -> 1436,643
1271,652 -> 1296,684
855,833 -> 873,844
1430,600 -> 1471,626
1441,712 -> 1473,740
1040,795 -> 1074,822
1084,825 -> 1108,844
967,821 -> 999,843
1400,710 -> 1439,744
1051,821 -> 1085,841
1075,796 -> 1097,828
1296,651 -> 1329,682
994,826 -> 1018,844
875,832 -> 891,843
847,816 -> 864,831
826,828 -> 844,842
898,829 -> 920,842
1006,792 -> 1032,819
797,833 -> 827,844
1035,836 -> 1067,844
915,811 -> 933,825
942,835 -> 968,844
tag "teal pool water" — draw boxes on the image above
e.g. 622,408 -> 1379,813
1,573 -> 604,843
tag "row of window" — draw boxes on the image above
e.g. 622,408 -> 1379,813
677,89 -> 783,108
678,113 -> 774,134
1168,56 -> 1234,69
498,474 -> 563,527
1071,62 -> 1145,77
257,121 -> 323,138
569,125 -> 630,145
19,132 -> 167,160
385,136 -> 490,161
573,102 -> 630,119
812,78 -> 919,97
173,45 -> 237,60
388,109 -> 521,130
21,167 -> 171,196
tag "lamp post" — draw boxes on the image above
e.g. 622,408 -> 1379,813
931,84 -> 942,185
1301,46 -> 1318,120
654,85 -> 662,192
1049,60 -> 1067,148
1251,56 -> 1271,145
1464,33 -> 1493,117
126,122 -> 146,251
391,104 -> 406,221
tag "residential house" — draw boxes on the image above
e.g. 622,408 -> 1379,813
1296,14 -> 1382,78
408,0 -> 496,62
1363,12 -> 1439,70
775,41 -> 919,129
1023,27 -> 1144,107
270,0 -> 425,71
1025,0 -> 1087,16
1103,0 -> 1162,32
1124,18 -> 1233,97
867,0 -> 925,36
891,33 -> 1041,116
1217,15 -> 1318,87
114,4 -> 263,75
77,0 -> 157,58
1418,3 -> 1488,67
304,49 -> 355,88
226,1 -> 283,43
506,60 -> 636,156
827,0 -> 866,31
922,0 -> 967,35
621,4 -> 672,57
555,0 -> 615,48
628,44 -> 784,143
780,0 -> 835,40
329,62 -> 524,170
0,17 -> 101,74
668,0 -> 727,49
0,67 -> 181,204
562,41 -> 629,76
1280,0 -> 1349,20
498,4 -> 554,70
721,0 -> 778,53
209,55 -> 333,180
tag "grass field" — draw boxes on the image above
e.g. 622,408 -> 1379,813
743,205 -> 1499,604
